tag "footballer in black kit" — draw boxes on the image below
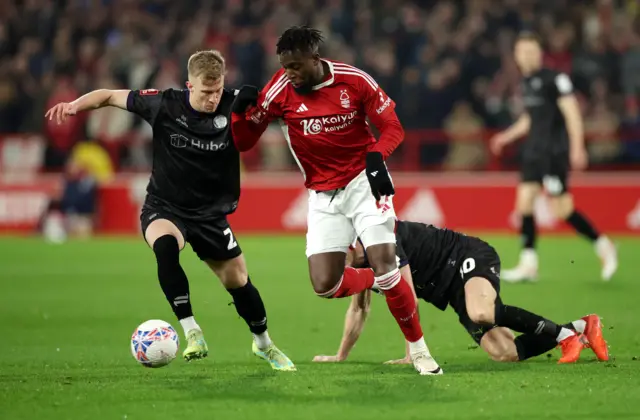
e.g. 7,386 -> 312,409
133,87 -> 241,261
313,220 -> 610,366
491,32 -> 617,282
44,50 -> 295,371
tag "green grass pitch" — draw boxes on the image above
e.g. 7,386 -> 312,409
1,234 -> 639,419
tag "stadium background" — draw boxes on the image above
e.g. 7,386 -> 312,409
2,1 -> 640,419
0,0 -> 639,235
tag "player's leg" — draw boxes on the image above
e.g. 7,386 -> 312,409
545,162 -> 617,280
476,321 -> 601,362
141,211 -> 205,360
479,328 -> 519,362
502,180 -> 541,282
346,174 -> 437,375
192,219 -> 295,371
306,190 -> 375,299
464,277 -> 584,363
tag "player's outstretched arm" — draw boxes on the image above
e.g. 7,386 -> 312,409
490,113 -> 531,155
45,89 -> 130,125
312,290 -> 372,363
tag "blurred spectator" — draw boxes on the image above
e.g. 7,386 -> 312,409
40,140 -> 113,242
584,78 -> 621,163
443,101 -> 486,170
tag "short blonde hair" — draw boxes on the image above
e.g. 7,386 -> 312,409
187,50 -> 226,81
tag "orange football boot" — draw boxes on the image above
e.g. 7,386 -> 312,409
558,334 -> 584,364
582,314 -> 609,361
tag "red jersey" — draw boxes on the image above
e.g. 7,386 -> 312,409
231,60 -> 404,191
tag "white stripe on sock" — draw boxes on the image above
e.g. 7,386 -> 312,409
376,268 -> 401,290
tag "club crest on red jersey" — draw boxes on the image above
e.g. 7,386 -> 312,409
340,90 -> 350,109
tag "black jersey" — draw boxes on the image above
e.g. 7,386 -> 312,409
521,68 -> 574,157
127,88 -> 240,220
394,221 -> 473,311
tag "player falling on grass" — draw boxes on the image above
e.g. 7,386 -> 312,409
230,26 -> 436,375
313,221 -> 609,366
44,50 -> 295,371
490,32 -> 618,282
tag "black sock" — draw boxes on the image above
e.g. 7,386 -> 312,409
521,214 -> 536,249
494,303 -> 562,338
153,235 -> 193,320
514,334 -> 558,361
227,278 -> 268,335
565,210 -> 600,242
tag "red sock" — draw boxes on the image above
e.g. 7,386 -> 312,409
379,271 -> 423,342
319,267 -> 375,298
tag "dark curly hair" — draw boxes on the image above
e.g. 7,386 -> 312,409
276,25 -> 324,55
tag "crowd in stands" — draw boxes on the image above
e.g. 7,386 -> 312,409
2,0 -> 640,172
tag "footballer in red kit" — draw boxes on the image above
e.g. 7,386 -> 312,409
230,26 -> 438,375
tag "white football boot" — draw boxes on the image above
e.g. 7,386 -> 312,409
502,249 -> 538,283
411,352 -> 443,376
595,236 -> 618,281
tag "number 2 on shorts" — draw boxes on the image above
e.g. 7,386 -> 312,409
223,228 -> 238,250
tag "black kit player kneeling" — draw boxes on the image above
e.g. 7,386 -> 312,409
44,50 -> 295,371
313,221 -> 609,369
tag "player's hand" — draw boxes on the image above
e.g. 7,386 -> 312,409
570,147 -> 588,171
45,102 -> 78,125
231,85 -> 259,114
365,151 -> 395,201
490,132 -> 509,155
383,357 -> 412,365
312,354 -> 346,363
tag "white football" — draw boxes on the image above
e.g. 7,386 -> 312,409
130,319 -> 179,368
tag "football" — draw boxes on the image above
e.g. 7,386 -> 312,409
130,319 -> 179,368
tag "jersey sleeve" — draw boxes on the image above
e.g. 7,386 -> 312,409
359,74 -> 396,120
355,70 -> 404,158
254,69 -> 286,123
231,72 -> 285,152
127,89 -> 163,125
551,72 -> 574,98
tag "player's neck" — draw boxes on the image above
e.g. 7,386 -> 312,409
311,60 -> 330,86
186,91 -> 215,114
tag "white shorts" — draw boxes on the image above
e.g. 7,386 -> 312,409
305,170 -> 396,257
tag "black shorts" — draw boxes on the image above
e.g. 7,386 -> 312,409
448,237 -> 502,344
140,205 -> 242,261
520,154 -> 569,196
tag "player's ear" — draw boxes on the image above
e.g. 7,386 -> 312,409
185,81 -> 193,90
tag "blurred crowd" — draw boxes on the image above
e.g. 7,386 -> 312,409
2,0 -> 640,172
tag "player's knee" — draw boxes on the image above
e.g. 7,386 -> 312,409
310,270 -> 342,296
481,329 -> 519,362
488,347 -> 519,362
550,195 -> 573,219
515,184 -> 538,214
152,235 -> 180,265
467,306 -> 495,325
364,243 -> 397,277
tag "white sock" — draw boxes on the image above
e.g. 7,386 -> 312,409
253,331 -> 273,350
556,327 -> 575,342
179,316 -> 200,337
572,319 -> 587,334
408,337 -> 430,357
